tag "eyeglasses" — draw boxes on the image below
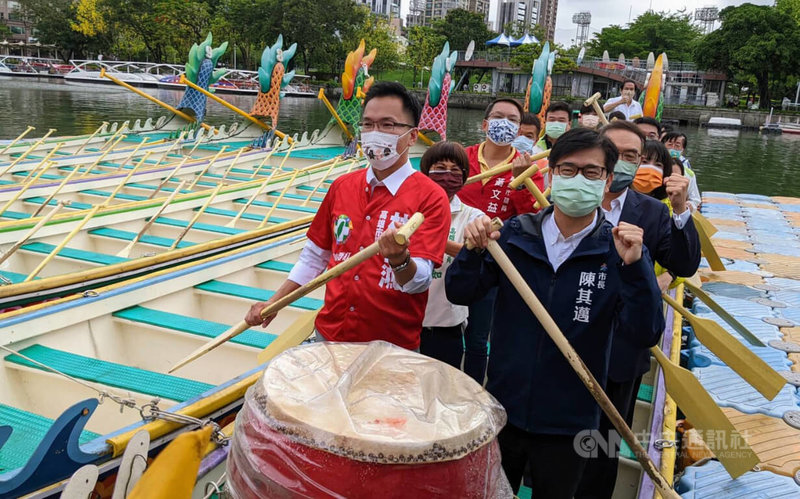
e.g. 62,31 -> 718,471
487,114 -> 521,125
359,120 -> 416,133
619,150 -> 641,163
554,162 -> 607,180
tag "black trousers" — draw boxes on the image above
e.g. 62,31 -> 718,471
464,287 -> 497,384
574,375 -> 644,499
419,323 -> 465,369
498,424 -> 588,499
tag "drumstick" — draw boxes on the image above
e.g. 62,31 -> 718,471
168,212 -> 426,373
466,218 -> 679,499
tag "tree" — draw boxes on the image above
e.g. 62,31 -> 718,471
694,4 -> 800,108
586,11 -> 702,61
510,42 -> 576,75
405,26 -> 445,85
432,8 -> 495,51
345,14 -> 400,73
777,0 -> 800,24
19,0 -> 109,60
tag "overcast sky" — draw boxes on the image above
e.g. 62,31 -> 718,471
399,0 -> 774,45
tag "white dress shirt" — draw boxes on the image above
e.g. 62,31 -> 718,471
602,188 -> 691,229
542,211 -> 599,271
287,162 -> 433,294
605,96 -> 644,120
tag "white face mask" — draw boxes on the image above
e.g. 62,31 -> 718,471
360,130 -> 411,171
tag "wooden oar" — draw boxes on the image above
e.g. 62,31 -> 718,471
318,88 -> 354,140
0,161 -> 51,217
250,146 -> 279,179
168,212 -> 425,373
22,142 -> 63,181
113,137 -> 150,171
532,187 -> 551,210
73,122 -> 109,155
468,218 -> 678,499
30,165 -> 81,218
225,173 -> 275,228
167,183 -> 224,250
0,128 -> 56,177
100,69 -> 215,133
257,310 -> 320,364
189,146 -> 228,189
104,152 -> 153,204
99,123 -> 128,151
507,151 -> 552,189
693,212 -> 725,271
465,149 -> 550,185
662,293 -> 784,399
220,148 -> 246,182
179,75 -> 292,143
24,204 -> 104,282
692,211 -> 718,237
258,170 -> 299,229
148,157 -> 189,200
82,134 -> 127,177
683,280 -> 765,347
0,201 -> 68,266
302,157 -> 341,206
523,178 -> 550,208
118,181 -> 187,258
0,126 -> 35,155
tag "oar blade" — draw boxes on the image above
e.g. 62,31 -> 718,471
651,347 -> 760,478
168,320 -> 249,373
694,215 -> 726,271
692,211 -> 718,237
116,243 -> 134,258
685,281 -> 765,347
688,314 -> 785,400
257,310 -> 319,364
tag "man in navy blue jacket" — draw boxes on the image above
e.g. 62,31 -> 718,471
576,120 -> 701,499
445,128 -> 664,498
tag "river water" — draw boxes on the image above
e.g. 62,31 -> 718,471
2,80 -> 800,197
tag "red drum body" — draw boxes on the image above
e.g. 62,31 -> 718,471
226,341 -> 511,498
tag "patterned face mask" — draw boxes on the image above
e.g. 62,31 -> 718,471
486,118 -> 519,146
360,130 -> 411,171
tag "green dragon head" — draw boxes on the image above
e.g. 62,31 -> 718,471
185,33 -> 228,89
258,34 -> 297,93
427,42 -> 457,108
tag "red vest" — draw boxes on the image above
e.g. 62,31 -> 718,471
306,169 -> 451,349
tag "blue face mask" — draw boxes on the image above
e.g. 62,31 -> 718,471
668,149 -> 682,159
486,118 -> 519,146
511,135 -> 535,154
609,159 -> 639,193
550,174 -> 606,217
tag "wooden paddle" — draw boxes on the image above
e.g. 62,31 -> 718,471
168,212 -> 425,373
167,183 -> 224,250
118,181 -> 187,258
0,201 -> 68,266
649,346 -> 759,478
465,149 -> 550,185
692,211 -> 718,237
468,218 -> 678,499
683,280 -> 765,347
0,125 -> 35,155
662,293 -> 785,400
257,310 -> 320,364
692,211 -> 725,271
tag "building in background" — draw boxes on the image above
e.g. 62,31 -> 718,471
1,0 -> 35,43
539,0 -> 557,41
495,0 -> 540,34
355,0 -> 401,18
407,0 -> 491,28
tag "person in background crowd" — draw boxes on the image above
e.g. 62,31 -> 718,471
459,98 -> 546,385
662,132 -> 701,211
244,82 -> 451,351
633,140 -> 673,202
576,120 -> 701,499
608,111 -> 626,122
603,80 -> 643,120
418,142 -> 484,368
536,101 -> 572,151
511,112 -> 543,155
634,116 -> 661,140
579,104 -> 601,129
660,123 -> 675,139
446,128 -> 664,498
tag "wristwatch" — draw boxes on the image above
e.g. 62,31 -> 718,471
390,252 -> 411,272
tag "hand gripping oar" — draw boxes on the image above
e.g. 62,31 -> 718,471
465,149 -> 550,185
467,218 -> 679,499
649,346 -> 759,478
683,280 -> 764,347
168,212 -> 426,373
661,293 -> 785,399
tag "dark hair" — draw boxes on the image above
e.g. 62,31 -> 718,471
661,131 -> 688,150
661,123 -> 675,135
484,98 -> 524,120
609,111 -> 626,121
672,157 -> 685,176
643,140 -> 673,179
622,79 -> 636,89
363,81 -> 422,126
549,128 -> 619,172
634,116 -> 662,136
580,104 -> 596,115
521,112 -> 541,128
419,141 -> 470,183
545,101 -> 571,118
599,119 -> 646,152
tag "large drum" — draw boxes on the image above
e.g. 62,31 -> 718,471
227,341 -> 511,498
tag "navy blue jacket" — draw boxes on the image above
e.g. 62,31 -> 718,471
445,208 -> 664,436
608,189 -> 701,382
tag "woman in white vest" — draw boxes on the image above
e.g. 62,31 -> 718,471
419,142 -> 484,369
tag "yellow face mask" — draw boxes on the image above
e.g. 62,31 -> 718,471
632,164 -> 663,194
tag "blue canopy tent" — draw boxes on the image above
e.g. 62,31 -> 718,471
485,33 -> 512,47
510,33 -> 539,47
